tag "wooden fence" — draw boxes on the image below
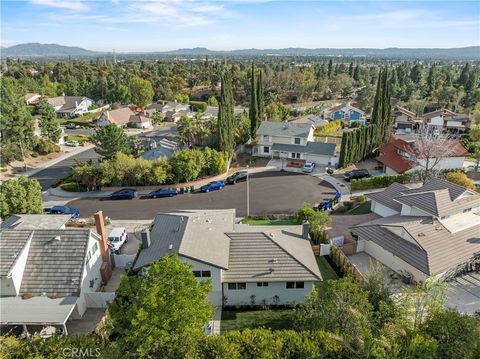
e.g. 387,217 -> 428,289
330,244 -> 368,285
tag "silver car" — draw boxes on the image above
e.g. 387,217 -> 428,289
302,161 -> 315,173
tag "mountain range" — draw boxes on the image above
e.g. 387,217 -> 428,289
2,43 -> 479,59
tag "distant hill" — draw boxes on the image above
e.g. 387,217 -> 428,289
2,43 -> 479,60
1,43 -> 102,58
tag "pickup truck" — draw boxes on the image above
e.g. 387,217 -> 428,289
108,227 -> 128,254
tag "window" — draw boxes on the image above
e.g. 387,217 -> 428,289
228,283 -> 247,290
257,282 -> 268,287
85,242 -> 99,265
294,137 -> 301,145
263,146 -> 270,154
263,135 -> 270,142
463,208 -> 472,213
291,152 -> 301,159
193,270 -> 211,278
286,282 -> 304,289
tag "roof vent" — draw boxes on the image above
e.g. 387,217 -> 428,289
180,216 -> 184,222
54,235 -> 61,242
11,252 -> 18,259
168,244 -> 173,251
269,268 -> 274,273
41,292 -> 47,297
418,232 -> 426,237
435,226 -> 443,231
206,219 -> 212,224
270,258 -> 277,263
270,233 -> 274,237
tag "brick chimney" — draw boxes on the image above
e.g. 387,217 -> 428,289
94,211 -> 113,283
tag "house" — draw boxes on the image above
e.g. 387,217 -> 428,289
141,138 -> 178,161
145,101 -> 193,122
422,109 -> 471,133
129,114 -> 152,129
200,106 -> 246,121
376,138 -> 468,175
323,104 -> 366,125
24,93 -> 41,105
254,121 -> 338,166
351,179 -> 480,282
133,209 -> 322,307
0,212 -> 112,335
392,106 -> 417,134
98,107 -> 135,127
46,96 -> 93,118
33,118 -> 65,145
289,114 -> 328,127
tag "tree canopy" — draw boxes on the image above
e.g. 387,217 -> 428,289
0,177 -> 43,219
91,124 -> 130,158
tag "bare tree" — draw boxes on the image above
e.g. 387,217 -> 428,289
409,126 -> 458,183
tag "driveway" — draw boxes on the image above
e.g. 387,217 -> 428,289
445,273 -> 480,315
67,171 -> 336,220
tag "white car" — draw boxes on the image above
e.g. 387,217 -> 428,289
65,140 -> 79,147
302,161 -> 315,173
108,227 -> 128,254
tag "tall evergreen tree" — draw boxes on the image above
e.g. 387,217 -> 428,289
38,98 -> 61,143
338,131 -> 348,168
371,70 -> 384,145
218,70 -> 234,152
348,62 -> 354,77
327,59 -> 333,79
381,68 -> 391,142
256,69 -> 264,125
457,63 -> 470,88
249,63 -> 258,137
353,65 -> 361,83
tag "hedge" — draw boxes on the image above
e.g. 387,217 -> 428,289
350,173 -> 412,191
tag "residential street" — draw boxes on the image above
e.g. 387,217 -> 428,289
67,171 -> 336,219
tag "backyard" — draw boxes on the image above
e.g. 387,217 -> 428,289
221,309 -> 296,332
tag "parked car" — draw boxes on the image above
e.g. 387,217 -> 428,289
302,161 -> 315,173
65,140 -> 79,147
226,171 -> 247,184
43,205 -> 79,218
110,188 -> 138,200
148,187 -> 178,198
200,181 -> 225,192
343,169 -> 370,181
108,227 -> 128,254
65,123 -> 80,129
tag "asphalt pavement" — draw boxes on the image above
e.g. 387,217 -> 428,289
67,171 -> 336,220
30,147 -> 101,190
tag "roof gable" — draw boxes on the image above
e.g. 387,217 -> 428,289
257,121 -> 313,138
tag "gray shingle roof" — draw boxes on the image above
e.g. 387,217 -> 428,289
271,141 -> 335,156
0,230 -> 32,276
1,214 -> 71,230
401,178 -> 468,201
257,121 -> 312,138
47,96 -> 89,113
19,229 -> 92,297
222,231 -> 321,282
367,182 -> 409,212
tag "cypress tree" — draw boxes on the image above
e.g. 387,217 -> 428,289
249,63 -> 258,137
348,62 -> 354,77
327,59 -> 333,79
371,69 -> 384,146
218,70 -> 234,152
339,131 -> 348,168
353,65 -> 360,83
381,68 -> 391,142
256,69 -> 264,126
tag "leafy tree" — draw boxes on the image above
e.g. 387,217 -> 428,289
129,76 -> 154,107
174,93 -> 189,104
108,255 -> 214,358
421,309 -> 480,359
169,148 -> 205,183
91,124 -> 130,158
207,95 -> 218,107
177,116 -> 195,147
0,177 -> 43,219
202,147 -> 228,176
218,70 -> 234,151
37,98 -> 61,143
468,124 -> 480,171
445,172 -> 476,190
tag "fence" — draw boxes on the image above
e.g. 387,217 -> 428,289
112,254 -> 136,268
85,292 -> 115,308
330,244 -> 367,285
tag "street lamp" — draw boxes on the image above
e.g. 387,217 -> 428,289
246,165 -> 250,218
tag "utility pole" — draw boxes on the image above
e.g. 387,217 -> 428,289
246,165 -> 250,217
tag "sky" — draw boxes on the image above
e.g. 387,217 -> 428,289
1,0 -> 479,52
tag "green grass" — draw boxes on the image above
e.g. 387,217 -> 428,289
221,309 -> 296,332
316,256 -> 339,281
243,218 -> 301,226
348,201 -> 372,215
65,135 -> 90,143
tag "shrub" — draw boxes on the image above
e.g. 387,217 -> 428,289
30,152 -> 39,158
33,138 -> 60,155
190,100 -> 207,112
0,142 -> 22,165
342,200 -> 355,208
356,194 -> 367,203
444,172 -> 476,190
351,173 -> 412,191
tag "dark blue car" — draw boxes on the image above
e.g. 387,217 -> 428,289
110,188 -> 138,200
44,205 -> 79,218
148,187 -> 178,198
200,181 -> 225,192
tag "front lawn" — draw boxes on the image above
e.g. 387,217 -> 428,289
348,201 -> 372,215
244,218 -> 301,226
221,309 -> 296,332
65,135 -> 90,144
316,256 -> 339,280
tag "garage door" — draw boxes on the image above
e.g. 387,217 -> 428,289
305,154 -> 330,165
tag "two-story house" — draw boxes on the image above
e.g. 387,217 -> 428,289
422,108 -> 471,133
392,106 -> 417,134
133,209 -> 322,307
0,212 -> 112,335
254,121 -> 338,166
351,179 -> 480,282
376,138 -> 468,175
47,96 -> 93,118
323,104 -> 366,125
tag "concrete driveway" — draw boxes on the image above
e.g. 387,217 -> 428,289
67,171 -> 336,220
445,273 -> 480,315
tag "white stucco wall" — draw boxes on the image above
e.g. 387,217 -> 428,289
180,256 -> 223,306
385,166 -> 398,175
223,281 -> 314,306
416,157 -> 464,171
371,201 -> 399,217
400,204 -> 431,217
364,240 -> 427,282
0,237 -> 32,296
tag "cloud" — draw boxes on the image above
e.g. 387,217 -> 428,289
30,0 -> 88,11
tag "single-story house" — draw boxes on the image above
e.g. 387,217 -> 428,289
46,96 -> 93,118
351,179 -> 480,282
24,93 -> 41,105
133,209 -> 322,307
129,114 -> 152,129
376,138 -> 468,175
289,114 -> 328,127
254,121 -> 338,166
98,107 -> 135,127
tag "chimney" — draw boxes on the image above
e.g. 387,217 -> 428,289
141,229 -> 151,248
302,220 -> 310,240
94,211 -> 112,283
